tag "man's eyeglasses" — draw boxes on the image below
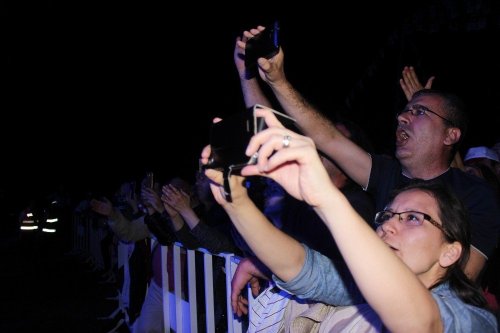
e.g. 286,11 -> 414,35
374,210 -> 446,233
397,104 -> 454,125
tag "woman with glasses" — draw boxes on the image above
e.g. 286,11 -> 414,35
201,107 -> 497,332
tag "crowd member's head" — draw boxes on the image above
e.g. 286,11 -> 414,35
464,146 -> 499,175
397,89 -> 467,164
378,181 -> 485,307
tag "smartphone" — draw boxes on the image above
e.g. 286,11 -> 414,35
205,104 -> 296,173
244,21 -> 280,72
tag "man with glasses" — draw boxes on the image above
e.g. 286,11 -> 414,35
233,26 -> 500,280
201,113 -> 497,331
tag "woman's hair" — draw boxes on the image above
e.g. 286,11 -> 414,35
388,181 -> 487,307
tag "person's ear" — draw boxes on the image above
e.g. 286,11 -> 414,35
444,127 -> 461,146
439,241 -> 462,268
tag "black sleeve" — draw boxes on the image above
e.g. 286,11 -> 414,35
174,223 -> 202,249
190,221 -> 238,254
144,212 -> 176,246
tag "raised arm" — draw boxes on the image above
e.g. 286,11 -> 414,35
90,198 -> 150,242
233,108 -> 441,332
202,166 -> 307,283
234,26 -> 273,108
244,31 -> 371,188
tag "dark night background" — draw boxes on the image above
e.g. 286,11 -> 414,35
3,1 -> 500,208
1,2 -> 500,331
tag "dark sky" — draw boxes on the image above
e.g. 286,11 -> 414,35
3,1 -> 500,205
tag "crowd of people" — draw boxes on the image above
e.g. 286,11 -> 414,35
12,23 -> 500,333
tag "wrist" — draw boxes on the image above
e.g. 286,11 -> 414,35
268,75 -> 288,89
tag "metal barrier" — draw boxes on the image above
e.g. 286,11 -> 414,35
160,243 -> 247,333
67,215 -> 252,332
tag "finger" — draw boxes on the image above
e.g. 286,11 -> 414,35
265,135 -> 318,173
249,279 -> 261,297
238,300 -> 249,316
249,27 -> 263,35
200,145 -> 212,165
408,66 -> 418,79
248,129 -> 301,171
231,292 -> 241,314
236,39 -> 247,49
204,168 -> 223,185
245,109 -> 287,157
425,76 -> 435,89
243,30 -> 254,39
399,79 -> 412,101
257,57 -> 272,71
253,106 -> 286,128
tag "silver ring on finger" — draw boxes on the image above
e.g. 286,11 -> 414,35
282,135 -> 291,148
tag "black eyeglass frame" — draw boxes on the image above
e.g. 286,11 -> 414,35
374,210 -> 446,233
397,104 -> 454,125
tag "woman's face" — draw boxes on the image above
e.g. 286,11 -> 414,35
376,189 -> 454,284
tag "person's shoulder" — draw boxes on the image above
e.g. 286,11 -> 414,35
431,283 -> 498,332
448,168 -> 496,192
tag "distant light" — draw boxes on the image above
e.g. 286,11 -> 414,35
42,228 -> 56,233
21,226 -> 39,230
46,218 -> 59,223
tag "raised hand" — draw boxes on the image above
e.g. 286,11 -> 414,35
234,26 -> 265,79
231,257 -> 269,316
125,185 -> 139,213
161,184 -> 191,214
90,197 -> 114,217
236,26 -> 286,86
241,107 -> 335,208
399,66 -> 435,101
141,187 -> 164,214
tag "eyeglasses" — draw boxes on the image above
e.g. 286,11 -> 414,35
397,104 -> 454,125
374,210 -> 446,233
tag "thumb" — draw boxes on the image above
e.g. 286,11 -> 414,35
425,76 -> 435,89
258,57 -> 271,72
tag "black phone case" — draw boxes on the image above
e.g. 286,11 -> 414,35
206,104 -> 296,173
244,22 -> 280,72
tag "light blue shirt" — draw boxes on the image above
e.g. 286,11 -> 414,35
273,244 -> 498,332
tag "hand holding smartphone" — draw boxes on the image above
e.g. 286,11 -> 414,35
244,21 -> 280,73
205,104 -> 296,172
205,104 -> 295,202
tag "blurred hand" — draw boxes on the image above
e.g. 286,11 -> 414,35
141,187 -> 164,214
90,198 -> 114,217
399,66 -> 435,101
161,185 -> 191,214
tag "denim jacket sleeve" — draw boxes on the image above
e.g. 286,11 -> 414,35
272,244 -> 364,305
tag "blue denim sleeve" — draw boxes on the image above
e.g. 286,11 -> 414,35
272,244 -> 364,305
432,284 -> 498,332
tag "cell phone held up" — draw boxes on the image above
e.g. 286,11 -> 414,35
205,104 -> 296,174
244,21 -> 280,73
